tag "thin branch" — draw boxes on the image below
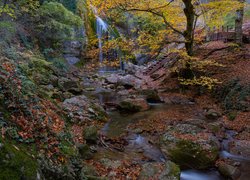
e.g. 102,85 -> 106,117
120,7 -> 184,35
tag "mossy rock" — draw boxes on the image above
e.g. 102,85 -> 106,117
117,101 -> 142,113
84,126 -> 98,144
91,105 -> 108,122
0,139 -> 38,180
77,144 -> 93,160
139,90 -> 162,103
169,140 -> 218,169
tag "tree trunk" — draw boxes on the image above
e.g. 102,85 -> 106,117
183,0 -> 195,56
235,0 -> 245,45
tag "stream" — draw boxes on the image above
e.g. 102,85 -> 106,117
85,77 -> 250,179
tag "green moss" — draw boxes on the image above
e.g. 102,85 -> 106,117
0,138 -> 38,180
59,140 -> 77,157
168,161 -> 181,178
169,140 -> 218,169
91,105 -> 108,122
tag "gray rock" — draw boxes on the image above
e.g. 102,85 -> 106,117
106,74 -> 119,84
218,162 -> 241,179
205,109 -> 221,120
118,75 -> 143,89
118,98 -> 149,113
139,161 -> 180,180
63,41 -> 82,56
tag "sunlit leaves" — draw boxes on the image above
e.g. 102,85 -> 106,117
0,4 -> 15,18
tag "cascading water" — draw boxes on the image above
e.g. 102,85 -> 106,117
96,16 -> 108,64
91,5 -> 123,72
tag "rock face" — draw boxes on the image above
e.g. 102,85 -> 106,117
118,98 -> 150,113
139,161 -> 180,180
63,40 -> 82,65
63,95 -> 108,123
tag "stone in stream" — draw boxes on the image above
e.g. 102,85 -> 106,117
117,98 -> 150,113
160,122 -> 220,170
167,140 -> 219,170
139,161 -> 180,180
218,162 -> 241,179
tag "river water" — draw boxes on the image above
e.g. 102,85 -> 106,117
88,87 -> 250,179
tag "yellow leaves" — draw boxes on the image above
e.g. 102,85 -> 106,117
179,76 -> 221,90
202,0 -> 244,28
0,4 -> 15,18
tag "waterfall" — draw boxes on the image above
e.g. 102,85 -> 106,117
91,5 -> 122,72
96,16 -> 108,64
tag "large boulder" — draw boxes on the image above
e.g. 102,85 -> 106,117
118,98 -> 150,113
118,75 -> 143,89
160,122 -> 219,169
167,140 -> 218,169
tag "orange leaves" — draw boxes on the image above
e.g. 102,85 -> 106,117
2,62 -> 15,73
86,159 -> 141,180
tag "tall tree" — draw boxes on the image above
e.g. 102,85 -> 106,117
90,0 -> 242,56
235,0 -> 245,45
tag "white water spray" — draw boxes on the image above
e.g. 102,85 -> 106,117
96,16 -> 108,63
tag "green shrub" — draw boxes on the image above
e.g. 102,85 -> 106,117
214,79 -> 250,112
35,2 -> 82,48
